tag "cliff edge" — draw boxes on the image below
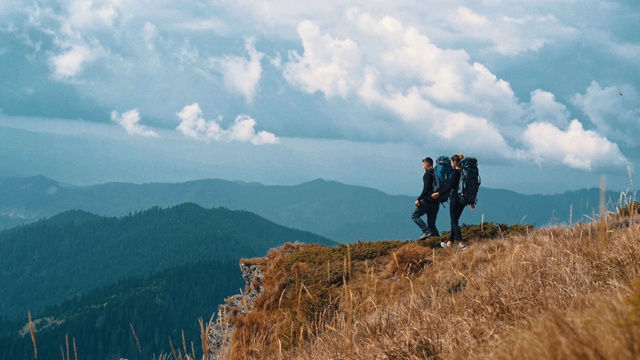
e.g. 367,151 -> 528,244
206,209 -> 640,359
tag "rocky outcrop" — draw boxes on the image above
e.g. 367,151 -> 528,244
206,261 -> 265,360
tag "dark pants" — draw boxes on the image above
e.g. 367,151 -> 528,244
449,196 -> 466,242
411,201 -> 440,236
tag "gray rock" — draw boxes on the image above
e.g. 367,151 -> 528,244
206,261 -> 265,360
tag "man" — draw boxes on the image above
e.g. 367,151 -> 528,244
412,157 -> 440,240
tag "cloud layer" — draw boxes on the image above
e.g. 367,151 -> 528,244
1,0 -> 638,192
280,10 -> 632,168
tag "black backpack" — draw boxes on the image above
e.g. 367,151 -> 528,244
433,156 -> 452,203
458,157 -> 480,205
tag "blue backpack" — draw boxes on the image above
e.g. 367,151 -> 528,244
433,156 -> 452,203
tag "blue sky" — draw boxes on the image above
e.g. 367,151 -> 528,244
0,0 -> 638,195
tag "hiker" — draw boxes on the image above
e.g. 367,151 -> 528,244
432,153 -> 475,250
412,157 -> 440,240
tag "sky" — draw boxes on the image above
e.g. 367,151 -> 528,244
0,0 -> 639,196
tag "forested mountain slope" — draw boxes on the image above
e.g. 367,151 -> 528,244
0,203 -> 333,319
0,260 -> 243,360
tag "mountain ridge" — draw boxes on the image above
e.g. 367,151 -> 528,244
0,175 -> 631,242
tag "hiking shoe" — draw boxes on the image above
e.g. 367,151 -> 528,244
458,244 -> 467,250
418,232 -> 432,240
440,242 -> 452,249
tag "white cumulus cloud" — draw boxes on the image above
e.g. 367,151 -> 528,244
455,6 -> 489,27
283,20 -> 362,99
522,119 -> 627,171
66,0 -> 121,30
527,89 -> 570,128
110,109 -> 159,137
49,43 -> 100,80
572,81 -> 640,147
283,11 -> 524,150
176,103 -> 279,145
443,6 -> 575,55
28,0 -> 120,81
211,37 -> 264,103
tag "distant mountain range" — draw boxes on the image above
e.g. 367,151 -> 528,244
0,175 -> 631,242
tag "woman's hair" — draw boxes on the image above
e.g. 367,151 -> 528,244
451,153 -> 465,163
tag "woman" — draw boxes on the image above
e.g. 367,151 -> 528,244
431,154 -> 475,250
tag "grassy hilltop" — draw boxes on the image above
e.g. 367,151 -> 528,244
212,202 -> 640,359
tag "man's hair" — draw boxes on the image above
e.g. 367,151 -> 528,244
422,157 -> 433,166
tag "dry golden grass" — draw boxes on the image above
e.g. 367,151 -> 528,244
219,204 -> 640,360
